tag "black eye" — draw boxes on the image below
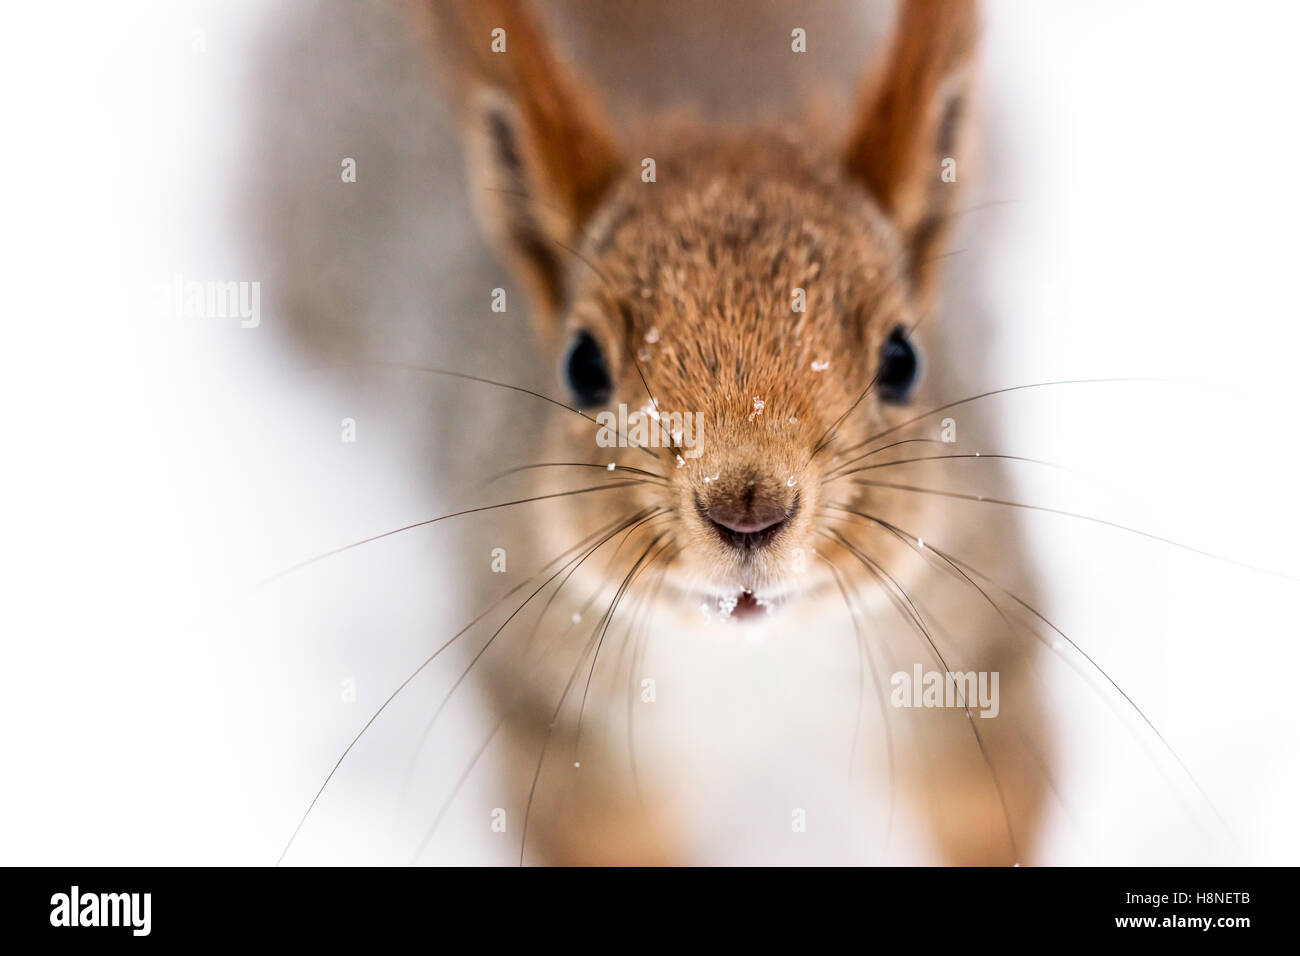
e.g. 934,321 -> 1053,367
877,326 -> 920,404
564,330 -> 613,407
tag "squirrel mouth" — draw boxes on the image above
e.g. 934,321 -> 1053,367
732,591 -> 763,619
685,583 -> 813,623
716,589 -> 770,622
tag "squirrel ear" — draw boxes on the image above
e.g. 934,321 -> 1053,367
841,0 -> 977,303
426,0 -> 622,324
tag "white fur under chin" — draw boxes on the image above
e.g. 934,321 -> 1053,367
572,589 -> 944,864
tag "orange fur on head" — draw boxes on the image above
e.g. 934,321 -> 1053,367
425,0 -> 977,609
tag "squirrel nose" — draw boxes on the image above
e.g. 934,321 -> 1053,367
704,490 -> 796,550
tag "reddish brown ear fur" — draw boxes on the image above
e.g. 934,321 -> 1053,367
842,0 -> 977,301
427,0 -> 973,326
423,0 -> 622,326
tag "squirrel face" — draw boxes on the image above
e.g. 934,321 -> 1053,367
551,129 -> 920,607
430,0 -> 974,615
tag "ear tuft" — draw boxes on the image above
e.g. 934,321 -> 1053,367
424,0 -> 622,327
842,0 -> 978,303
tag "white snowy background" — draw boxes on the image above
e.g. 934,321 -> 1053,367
3,0 -> 1298,864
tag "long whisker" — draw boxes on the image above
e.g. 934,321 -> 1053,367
518,529 -> 668,865
404,513 -> 670,865
487,461 -> 667,485
821,504 -> 1015,634
343,361 -> 665,463
816,552 -> 896,860
593,543 -> 676,821
274,510 -> 646,866
408,713 -> 508,865
510,510 -> 673,668
573,534 -> 673,761
826,451 -> 1089,484
518,512 -> 673,662
839,377 -> 1232,461
820,528 -> 1020,860
386,357 -> 669,466
848,477 -> 1300,582
626,549 -> 677,808
428,510 -> 665,741
821,504 -> 1090,849
830,437 -> 947,467
254,480 -> 655,590
830,502 -> 1230,837
392,508 -> 663,831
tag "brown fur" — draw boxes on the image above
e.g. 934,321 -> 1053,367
422,0 -> 1047,865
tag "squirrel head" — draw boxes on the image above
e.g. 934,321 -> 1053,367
431,0 -> 976,613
